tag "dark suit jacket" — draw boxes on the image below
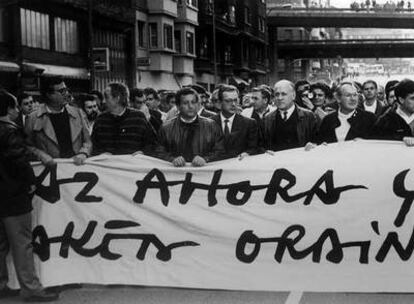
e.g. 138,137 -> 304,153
212,113 -> 259,159
149,109 -> 163,132
372,109 -> 413,141
316,109 -> 377,144
200,108 -> 216,119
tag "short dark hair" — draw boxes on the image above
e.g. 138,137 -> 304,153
90,90 -> 104,102
311,82 -> 332,99
218,84 -> 239,101
385,80 -> 399,99
395,79 -> 414,100
40,76 -> 65,97
77,93 -> 96,111
251,86 -> 271,103
130,88 -> 144,101
143,87 -> 159,100
17,92 -> 31,106
0,90 -> 17,116
362,80 -> 378,90
294,79 -> 310,92
108,82 -> 129,107
175,87 -> 199,106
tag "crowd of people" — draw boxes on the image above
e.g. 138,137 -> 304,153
1,75 -> 414,301
350,0 -> 412,11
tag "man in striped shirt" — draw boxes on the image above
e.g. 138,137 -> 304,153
91,83 -> 156,155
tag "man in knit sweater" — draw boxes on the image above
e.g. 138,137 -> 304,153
92,83 -> 156,155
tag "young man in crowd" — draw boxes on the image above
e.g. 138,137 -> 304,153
359,80 -> 386,117
0,90 -> 59,302
143,87 -> 167,122
15,93 -> 35,127
130,88 -> 162,132
211,85 -> 258,159
92,83 -> 156,155
373,79 -> 414,146
156,87 -> 224,167
25,77 -> 91,166
79,93 -> 99,134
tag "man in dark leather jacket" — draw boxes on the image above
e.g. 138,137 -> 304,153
156,87 -> 225,167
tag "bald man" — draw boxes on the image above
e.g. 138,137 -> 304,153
262,80 -> 318,151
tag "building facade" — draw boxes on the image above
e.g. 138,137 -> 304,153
134,0 -> 197,90
195,0 -> 268,93
0,0 -> 136,96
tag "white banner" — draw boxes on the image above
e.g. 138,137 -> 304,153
10,140 -> 414,292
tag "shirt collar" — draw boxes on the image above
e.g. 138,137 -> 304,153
397,105 -> 414,123
220,113 -> 236,124
46,104 -> 65,114
279,104 -> 295,117
197,107 -> 205,116
338,109 -> 355,120
180,115 -> 198,124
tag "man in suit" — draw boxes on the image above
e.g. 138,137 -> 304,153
316,82 -> 377,144
25,77 -> 91,166
211,85 -> 258,160
359,80 -> 386,117
263,80 -> 318,152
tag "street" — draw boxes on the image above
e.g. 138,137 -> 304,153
3,286 -> 414,304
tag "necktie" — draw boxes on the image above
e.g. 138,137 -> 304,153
282,111 -> 288,121
224,119 -> 230,136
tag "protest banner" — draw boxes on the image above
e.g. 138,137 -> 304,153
8,140 -> 414,292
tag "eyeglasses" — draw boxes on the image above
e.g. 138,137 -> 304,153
55,87 -> 69,95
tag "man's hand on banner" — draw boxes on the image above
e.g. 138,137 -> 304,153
172,156 -> 186,167
132,151 -> 144,156
265,150 -> 275,156
403,137 -> 414,146
238,152 -> 249,160
73,153 -> 87,165
304,142 -> 317,151
192,155 -> 206,167
28,184 -> 36,194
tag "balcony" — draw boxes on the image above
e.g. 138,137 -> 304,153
173,56 -> 194,75
177,2 -> 198,25
147,0 -> 177,17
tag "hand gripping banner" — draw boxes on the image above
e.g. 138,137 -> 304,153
10,140 -> 414,292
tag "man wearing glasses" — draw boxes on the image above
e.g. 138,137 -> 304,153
25,77 -> 92,166
211,85 -> 259,160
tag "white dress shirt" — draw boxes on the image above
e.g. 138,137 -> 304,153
220,113 -> 236,133
335,110 -> 355,142
364,100 -> 377,114
279,104 -> 295,121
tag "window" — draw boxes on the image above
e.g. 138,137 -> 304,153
224,45 -> 231,63
54,17 -> 78,54
174,30 -> 181,53
244,7 -> 251,25
163,24 -> 173,49
186,0 -> 197,8
228,5 -> 235,24
186,31 -> 194,54
137,21 -> 146,48
199,35 -> 208,58
149,22 -> 158,48
0,8 -> 4,42
258,17 -> 265,33
20,8 -> 50,49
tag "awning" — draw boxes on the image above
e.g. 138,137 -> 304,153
22,62 -> 89,79
0,60 -> 19,72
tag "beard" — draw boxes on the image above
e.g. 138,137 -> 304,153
87,111 -> 98,121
